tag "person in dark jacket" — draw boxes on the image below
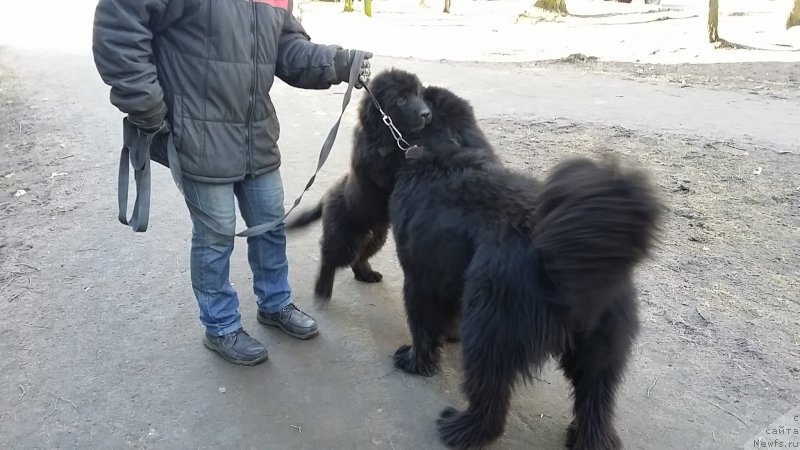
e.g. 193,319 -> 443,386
92,0 -> 372,366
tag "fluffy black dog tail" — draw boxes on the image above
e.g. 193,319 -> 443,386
285,202 -> 323,230
534,157 -> 662,299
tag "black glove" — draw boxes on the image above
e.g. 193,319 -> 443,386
128,102 -> 169,134
335,49 -> 373,88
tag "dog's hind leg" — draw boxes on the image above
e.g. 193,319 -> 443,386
436,254 -> 546,449
351,222 -> 389,284
435,284 -> 520,449
560,289 -> 638,450
314,230 -> 362,301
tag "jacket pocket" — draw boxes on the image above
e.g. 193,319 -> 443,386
171,94 -> 185,152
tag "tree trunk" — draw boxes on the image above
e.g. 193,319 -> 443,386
788,0 -> 800,29
708,0 -> 719,43
443,0 -> 451,13
364,0 -> 372,16
343,0 -> 354,12
533,0 -> 568,15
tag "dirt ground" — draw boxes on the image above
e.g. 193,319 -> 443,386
1,19 -> 799,450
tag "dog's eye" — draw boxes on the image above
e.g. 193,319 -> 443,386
397,97 -> 407,106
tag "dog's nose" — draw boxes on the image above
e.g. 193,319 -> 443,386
421,109 -> 431,122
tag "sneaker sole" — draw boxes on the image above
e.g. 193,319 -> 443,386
257,315 -> 320,340
202,337 -> 269,366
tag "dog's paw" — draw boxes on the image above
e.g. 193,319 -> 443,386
437,408 -> 495,449
565,420 -> 621,450
443,332 -> 460,344
354,269 -> 383,283
312,293 -> 332,310
439,406 -> 459,420
393,345 -> 439,376
565,420 -> 577,448
313,285 -> 333,301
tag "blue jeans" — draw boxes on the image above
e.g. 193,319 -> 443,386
183,169 -> 292,336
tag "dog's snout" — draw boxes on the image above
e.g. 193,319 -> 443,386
421,109 -> 432,122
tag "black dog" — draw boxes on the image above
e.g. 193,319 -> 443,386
388,87 -> 662,449
285,69 -> 432,301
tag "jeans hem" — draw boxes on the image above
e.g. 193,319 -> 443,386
205,321 -> 243,337
257,297 -> 292,315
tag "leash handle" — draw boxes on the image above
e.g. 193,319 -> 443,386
116,50 -> 369,237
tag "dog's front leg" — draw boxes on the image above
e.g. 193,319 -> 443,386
393,280 -> 443,376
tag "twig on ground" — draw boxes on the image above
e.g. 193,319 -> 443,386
75,248 -> 99,253
43,397 -> 59,420
377,368 -> 400,379
76,174 -> 87,195
7,292 -> 21,303
533,376 -> 552,385
721,142 -> 748,152
58,154 -> 75,160
712,430 -> 717,442
696,306 -> 709,322
43,395 -> 78,420
647,377 -> 658,397
569,9 -> 677,19
290,424 -> 302,435
59,396 -> 78,411
18,385 -> 26,403
0,276 -> 20,294
595,14 -> 699,26
706,399 -> 748,426
15,263 -> 40,272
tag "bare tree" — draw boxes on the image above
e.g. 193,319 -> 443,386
343,0 -> 354,12
788,0 -> 800,29
534,0 -> 568,15
444,0 -> 451,13
365,0 -> 372,16
708,0 -> 719,43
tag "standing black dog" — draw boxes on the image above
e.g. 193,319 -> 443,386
285,69 -> 432,301
389,86 -> 662,449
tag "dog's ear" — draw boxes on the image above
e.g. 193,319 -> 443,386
422,86 -> 439,109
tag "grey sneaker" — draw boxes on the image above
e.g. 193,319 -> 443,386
257,303 -> 319,340
202,328 -> 269,366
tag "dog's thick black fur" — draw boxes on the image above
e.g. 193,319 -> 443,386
285,69 -> 433,301
388,86 -> 662,449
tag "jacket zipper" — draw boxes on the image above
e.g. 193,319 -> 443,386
244,0 -> 258,174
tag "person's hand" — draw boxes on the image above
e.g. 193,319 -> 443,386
128,102 -> 169,134
335,49 -> 373,88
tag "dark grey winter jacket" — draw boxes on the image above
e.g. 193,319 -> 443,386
93,0 -> 348,183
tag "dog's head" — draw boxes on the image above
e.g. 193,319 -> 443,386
421,85 -> 477,131
359,69 -> 432,136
